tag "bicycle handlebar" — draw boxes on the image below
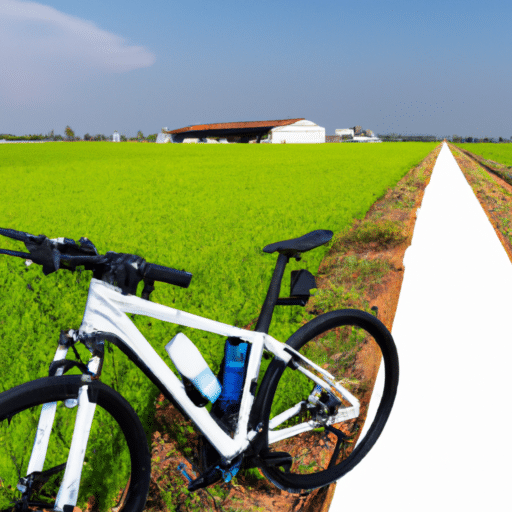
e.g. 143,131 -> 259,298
0,227 -> 36,243
0,227 -> 192,294
142,262 -> 192,289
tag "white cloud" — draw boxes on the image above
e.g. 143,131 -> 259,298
0,0 -> 156,104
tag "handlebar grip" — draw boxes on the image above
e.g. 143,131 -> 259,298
143,263 -> 192,289
0,227 -> 32,242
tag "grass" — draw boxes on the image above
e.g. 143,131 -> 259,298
0,141 -> 435,386
332,220 -> 406,252
309,256 -> 391,313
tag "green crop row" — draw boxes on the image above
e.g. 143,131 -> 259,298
0,141 -> 437,509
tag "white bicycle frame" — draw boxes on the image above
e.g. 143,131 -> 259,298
27,278 -> 360,510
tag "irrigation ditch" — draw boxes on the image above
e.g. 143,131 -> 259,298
142,141 -> 512,512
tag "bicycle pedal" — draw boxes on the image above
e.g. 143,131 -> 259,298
187,465 -> 222,492
177,462 -> 196,484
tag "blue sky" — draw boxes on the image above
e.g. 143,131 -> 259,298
1,0 -> 510,138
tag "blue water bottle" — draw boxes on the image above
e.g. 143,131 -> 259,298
217,338 -> 249,417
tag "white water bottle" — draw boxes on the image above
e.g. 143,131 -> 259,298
165,333 -> 222,403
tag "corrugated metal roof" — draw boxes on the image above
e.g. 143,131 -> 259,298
166,118 -> 304,134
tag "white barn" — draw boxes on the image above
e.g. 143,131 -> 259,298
164,118 -> 325,144
268,119 -> 325,144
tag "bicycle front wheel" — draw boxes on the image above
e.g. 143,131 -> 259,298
0,376 -> 151,512
259,309 -> 399,493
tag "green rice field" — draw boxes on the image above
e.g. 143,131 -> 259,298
0,141 -> 438,389
0,141 -> 437,508
455,143 -> 512,167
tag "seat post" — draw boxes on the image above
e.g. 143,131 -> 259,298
254,253 -> 289,334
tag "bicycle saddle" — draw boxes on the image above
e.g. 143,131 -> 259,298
263,230 -> 333,255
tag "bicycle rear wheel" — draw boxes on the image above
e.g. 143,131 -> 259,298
0,376 -> 151,512
259,309 -> 399,493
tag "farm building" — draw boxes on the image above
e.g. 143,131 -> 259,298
327,128 -> 381,143
335,128 -> 355,139
163,118 -> 325,144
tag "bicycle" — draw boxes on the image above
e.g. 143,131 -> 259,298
0,227 -> 399,512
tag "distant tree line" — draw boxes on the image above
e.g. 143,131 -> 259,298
0,130 -> 62,141
451,135 -> 511,143
1,127 -> 159,142
79,127 -> 158,142
83,133 -> 109,141
377,133 -> 512,143
377,133 -> 439,142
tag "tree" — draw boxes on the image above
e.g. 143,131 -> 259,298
137,130 -> 144,141
64,126 -> 75,141
84,133 -> 92,141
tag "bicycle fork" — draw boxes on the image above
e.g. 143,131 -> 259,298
22,335 -> 101,511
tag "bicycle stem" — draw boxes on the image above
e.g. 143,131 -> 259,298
254,253 -> 290,334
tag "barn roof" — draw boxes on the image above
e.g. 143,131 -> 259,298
166,118 -> 304,135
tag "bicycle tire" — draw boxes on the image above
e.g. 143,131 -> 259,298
0,375 -> 151,512
259,309 -> 399,493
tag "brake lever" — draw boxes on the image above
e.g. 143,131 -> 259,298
78,237 -> 99,255
24,236 -> 61,275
